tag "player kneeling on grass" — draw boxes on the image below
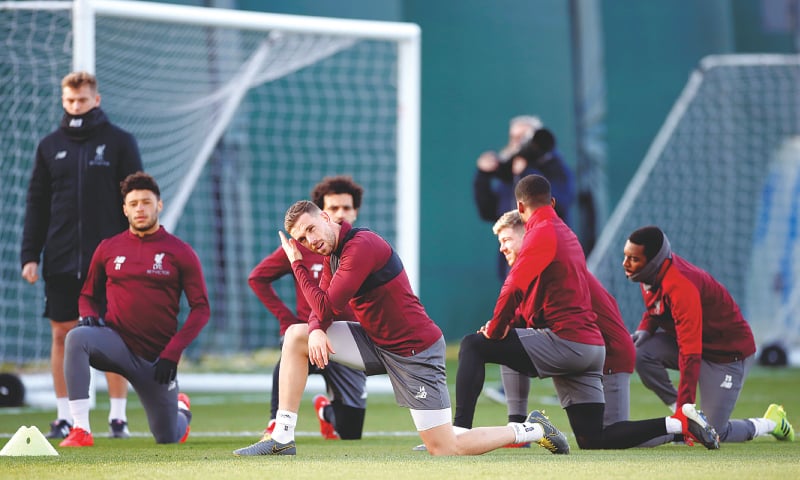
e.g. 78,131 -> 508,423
624,225 -> 794,444
59,172 -> 210,447
451,176 -> 720,451
421,209 -> 635,453
233,200 -> 568,456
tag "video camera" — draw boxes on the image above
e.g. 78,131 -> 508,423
495,128 -> 557,180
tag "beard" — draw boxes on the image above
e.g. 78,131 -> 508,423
131,216 -> 158,233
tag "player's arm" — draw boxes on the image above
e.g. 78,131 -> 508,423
666,279 -> 703,407
297,234 -> 380,332
159,245 -> 210,362
486,226 -> 555,338
248,248 -> 303,327
635,306 -> 657,332
78,239 -> 109,318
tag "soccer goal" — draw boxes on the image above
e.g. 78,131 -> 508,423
0,0 -> 420,365
587,54 -> 800,365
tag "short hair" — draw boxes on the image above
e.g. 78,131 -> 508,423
120,171 -> 160,200
284,200 -> 321,233
515,174 -> 551,208
510,115 -> 543,132
310,175 -> 364,210
61,71 -> 98,93
492,209 -> 524,235
627,226 -> 665,260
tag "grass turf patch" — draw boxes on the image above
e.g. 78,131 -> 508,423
1,361 -> 798,480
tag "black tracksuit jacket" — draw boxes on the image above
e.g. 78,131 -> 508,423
20,107 -> 143,279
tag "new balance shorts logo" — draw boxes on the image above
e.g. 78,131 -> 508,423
413,386 -> 427,399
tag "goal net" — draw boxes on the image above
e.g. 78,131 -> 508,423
0,0 -> 420,366
588,54 -> 800,363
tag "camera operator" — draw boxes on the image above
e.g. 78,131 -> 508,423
473,116 -> 575,281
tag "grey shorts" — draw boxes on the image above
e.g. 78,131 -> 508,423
516,327 -> 606,407
309,360 -> 368,409
326,322 -> 451,410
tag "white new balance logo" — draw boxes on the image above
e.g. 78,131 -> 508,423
413,386 -> 427,399
720,374 -> 733,389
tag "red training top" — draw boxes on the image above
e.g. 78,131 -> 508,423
636,254 -> 755,406
248,244 -> 324,336
293,222 -> 441,357
80,227 -> 210,362
587,272 -> 635,374
488,205 -> 603,346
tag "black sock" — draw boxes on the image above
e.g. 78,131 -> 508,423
269,358 -> 281,421
566,403 -> 669,449
330,401 -> 366,440
508,414 -> 526,423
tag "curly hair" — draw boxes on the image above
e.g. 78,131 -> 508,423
310,175 -> 364,210
120,171 -> 160,200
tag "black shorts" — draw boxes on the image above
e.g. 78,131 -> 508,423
44,274 -> 84,322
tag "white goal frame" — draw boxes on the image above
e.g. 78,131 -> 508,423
7,0 -> 422,291
588,54 -> 800,272
587,53 -> 800,364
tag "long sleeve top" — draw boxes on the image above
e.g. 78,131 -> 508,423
248,245 -> 323,335
79,227 -> 210,362
292,222 -> 441,357
487,205 -> 602,345
636,254 -> 756,406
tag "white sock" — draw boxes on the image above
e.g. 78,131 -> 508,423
510,422 -> 543,444
749,417 -> 775,437
56,397 -> 72,423
665,416 -> 683,434
453,425 -> 469,436
109,397 -> 127,422
69,398 -> 92,433
668,402 -> 677,414
271,410 -> 297,444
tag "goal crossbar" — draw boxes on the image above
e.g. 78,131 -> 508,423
2,0 -> 422,291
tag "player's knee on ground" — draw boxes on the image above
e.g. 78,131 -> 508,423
565,403 -> 605,449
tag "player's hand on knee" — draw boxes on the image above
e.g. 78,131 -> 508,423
308,329 -> 332,368
631,330 -> 651,347
153,357 -> 178,384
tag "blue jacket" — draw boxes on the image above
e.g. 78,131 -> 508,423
473,129 -> 575,225
473,129 -> 575,281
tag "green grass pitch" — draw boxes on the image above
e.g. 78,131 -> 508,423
1,353 -> 798,480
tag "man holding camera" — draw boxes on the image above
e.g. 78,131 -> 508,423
473,115 -> 575,283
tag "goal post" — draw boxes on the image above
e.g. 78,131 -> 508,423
587,54 -> 800,364
78,0 -> 421,292
0,0 -> 420,365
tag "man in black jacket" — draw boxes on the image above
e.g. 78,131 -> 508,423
20,71 -> 143,440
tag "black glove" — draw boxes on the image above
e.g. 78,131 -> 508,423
153,357 -> 178,384
77,316 -> 105,327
